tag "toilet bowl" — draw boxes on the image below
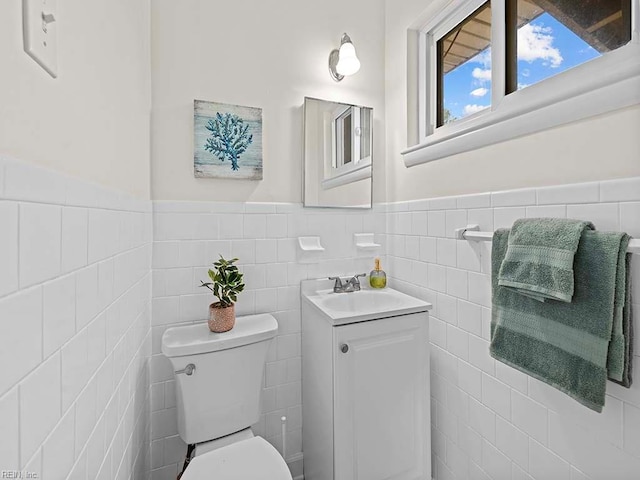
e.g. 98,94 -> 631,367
161,314 -> 290,479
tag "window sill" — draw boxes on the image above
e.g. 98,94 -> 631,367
402,42 -> 640,167
321,159 -> 371,190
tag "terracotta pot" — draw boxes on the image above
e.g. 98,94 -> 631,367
208,302 -> 235,333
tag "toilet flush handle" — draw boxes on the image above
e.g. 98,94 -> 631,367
175,364 -> 196,376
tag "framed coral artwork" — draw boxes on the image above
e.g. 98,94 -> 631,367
193,100 -> 263,180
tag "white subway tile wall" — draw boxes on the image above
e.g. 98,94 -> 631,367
2,150 -> 639,480
385,176 -> 640,480
0,156 -> 152,480
150,201 -> 384,479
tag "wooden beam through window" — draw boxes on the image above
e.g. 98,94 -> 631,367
587,10 -> 622,33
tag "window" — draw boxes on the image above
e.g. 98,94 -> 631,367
506,0 -> 632,93
438,1 -> 492,126
334,107 -> 354,167
322,105 -> 373,190
403,0 -> 639,166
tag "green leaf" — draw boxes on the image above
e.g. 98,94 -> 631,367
200,254 -> 244,305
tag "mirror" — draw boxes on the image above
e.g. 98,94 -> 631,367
303,97 -> 373,209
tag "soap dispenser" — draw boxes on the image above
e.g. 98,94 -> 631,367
369,257 -> 387,289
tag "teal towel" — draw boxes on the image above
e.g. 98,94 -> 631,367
490,228 -> 632,412
498,218 -> 594,303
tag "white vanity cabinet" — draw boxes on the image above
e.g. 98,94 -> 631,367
301,283 -> 431,480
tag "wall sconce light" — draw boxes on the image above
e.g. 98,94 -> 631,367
328,33 -> 361,82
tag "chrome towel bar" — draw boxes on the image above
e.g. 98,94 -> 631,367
455,224 -> 640,254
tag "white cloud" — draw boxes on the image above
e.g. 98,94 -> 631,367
517,23 -> 563,67
470,87 -> 488,97
579,46 -> 596,54
463,104 -> 488,116
472,67 -> 492,83
471,48 -> 492,68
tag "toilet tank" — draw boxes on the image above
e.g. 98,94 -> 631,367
161,314 -> 278,445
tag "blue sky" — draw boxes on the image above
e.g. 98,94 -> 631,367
443,12 -> 601,122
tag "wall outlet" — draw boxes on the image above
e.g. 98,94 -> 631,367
23,0 -> 58,78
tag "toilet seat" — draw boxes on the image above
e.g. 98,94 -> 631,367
181,436 -> 293,480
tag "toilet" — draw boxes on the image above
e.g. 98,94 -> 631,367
161,313 -> 292,480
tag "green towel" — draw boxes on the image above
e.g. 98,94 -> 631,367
498,218 -> 594,302
608,249 -> 633,387
490,228 -> 632,412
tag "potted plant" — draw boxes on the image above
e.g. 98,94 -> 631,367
200,256 -> 245,333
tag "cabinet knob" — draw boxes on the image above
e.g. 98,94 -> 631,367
340,343 -> 349,353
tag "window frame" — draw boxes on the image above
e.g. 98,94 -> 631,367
322,106 -> 372,190
332,105 -> 359,170
434,0 -> 494,128
403,0 -> 640,167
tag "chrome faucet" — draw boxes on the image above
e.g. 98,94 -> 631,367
328,274 -> 367,293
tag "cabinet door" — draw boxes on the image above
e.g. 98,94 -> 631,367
334,313 -> 429,480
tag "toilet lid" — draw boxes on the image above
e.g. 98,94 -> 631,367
181,437 -> 293,480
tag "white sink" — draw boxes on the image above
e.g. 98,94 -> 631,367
301,279 -> 432,325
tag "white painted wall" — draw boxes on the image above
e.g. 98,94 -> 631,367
150,0 -> 386,203
383,3 -> 640,477
384,0 -> 640,202
149,5 -> 386,477
0,0 -> 151,199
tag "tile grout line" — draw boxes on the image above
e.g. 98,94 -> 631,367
0,240 -> 149,303
6,263 -> 150,406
